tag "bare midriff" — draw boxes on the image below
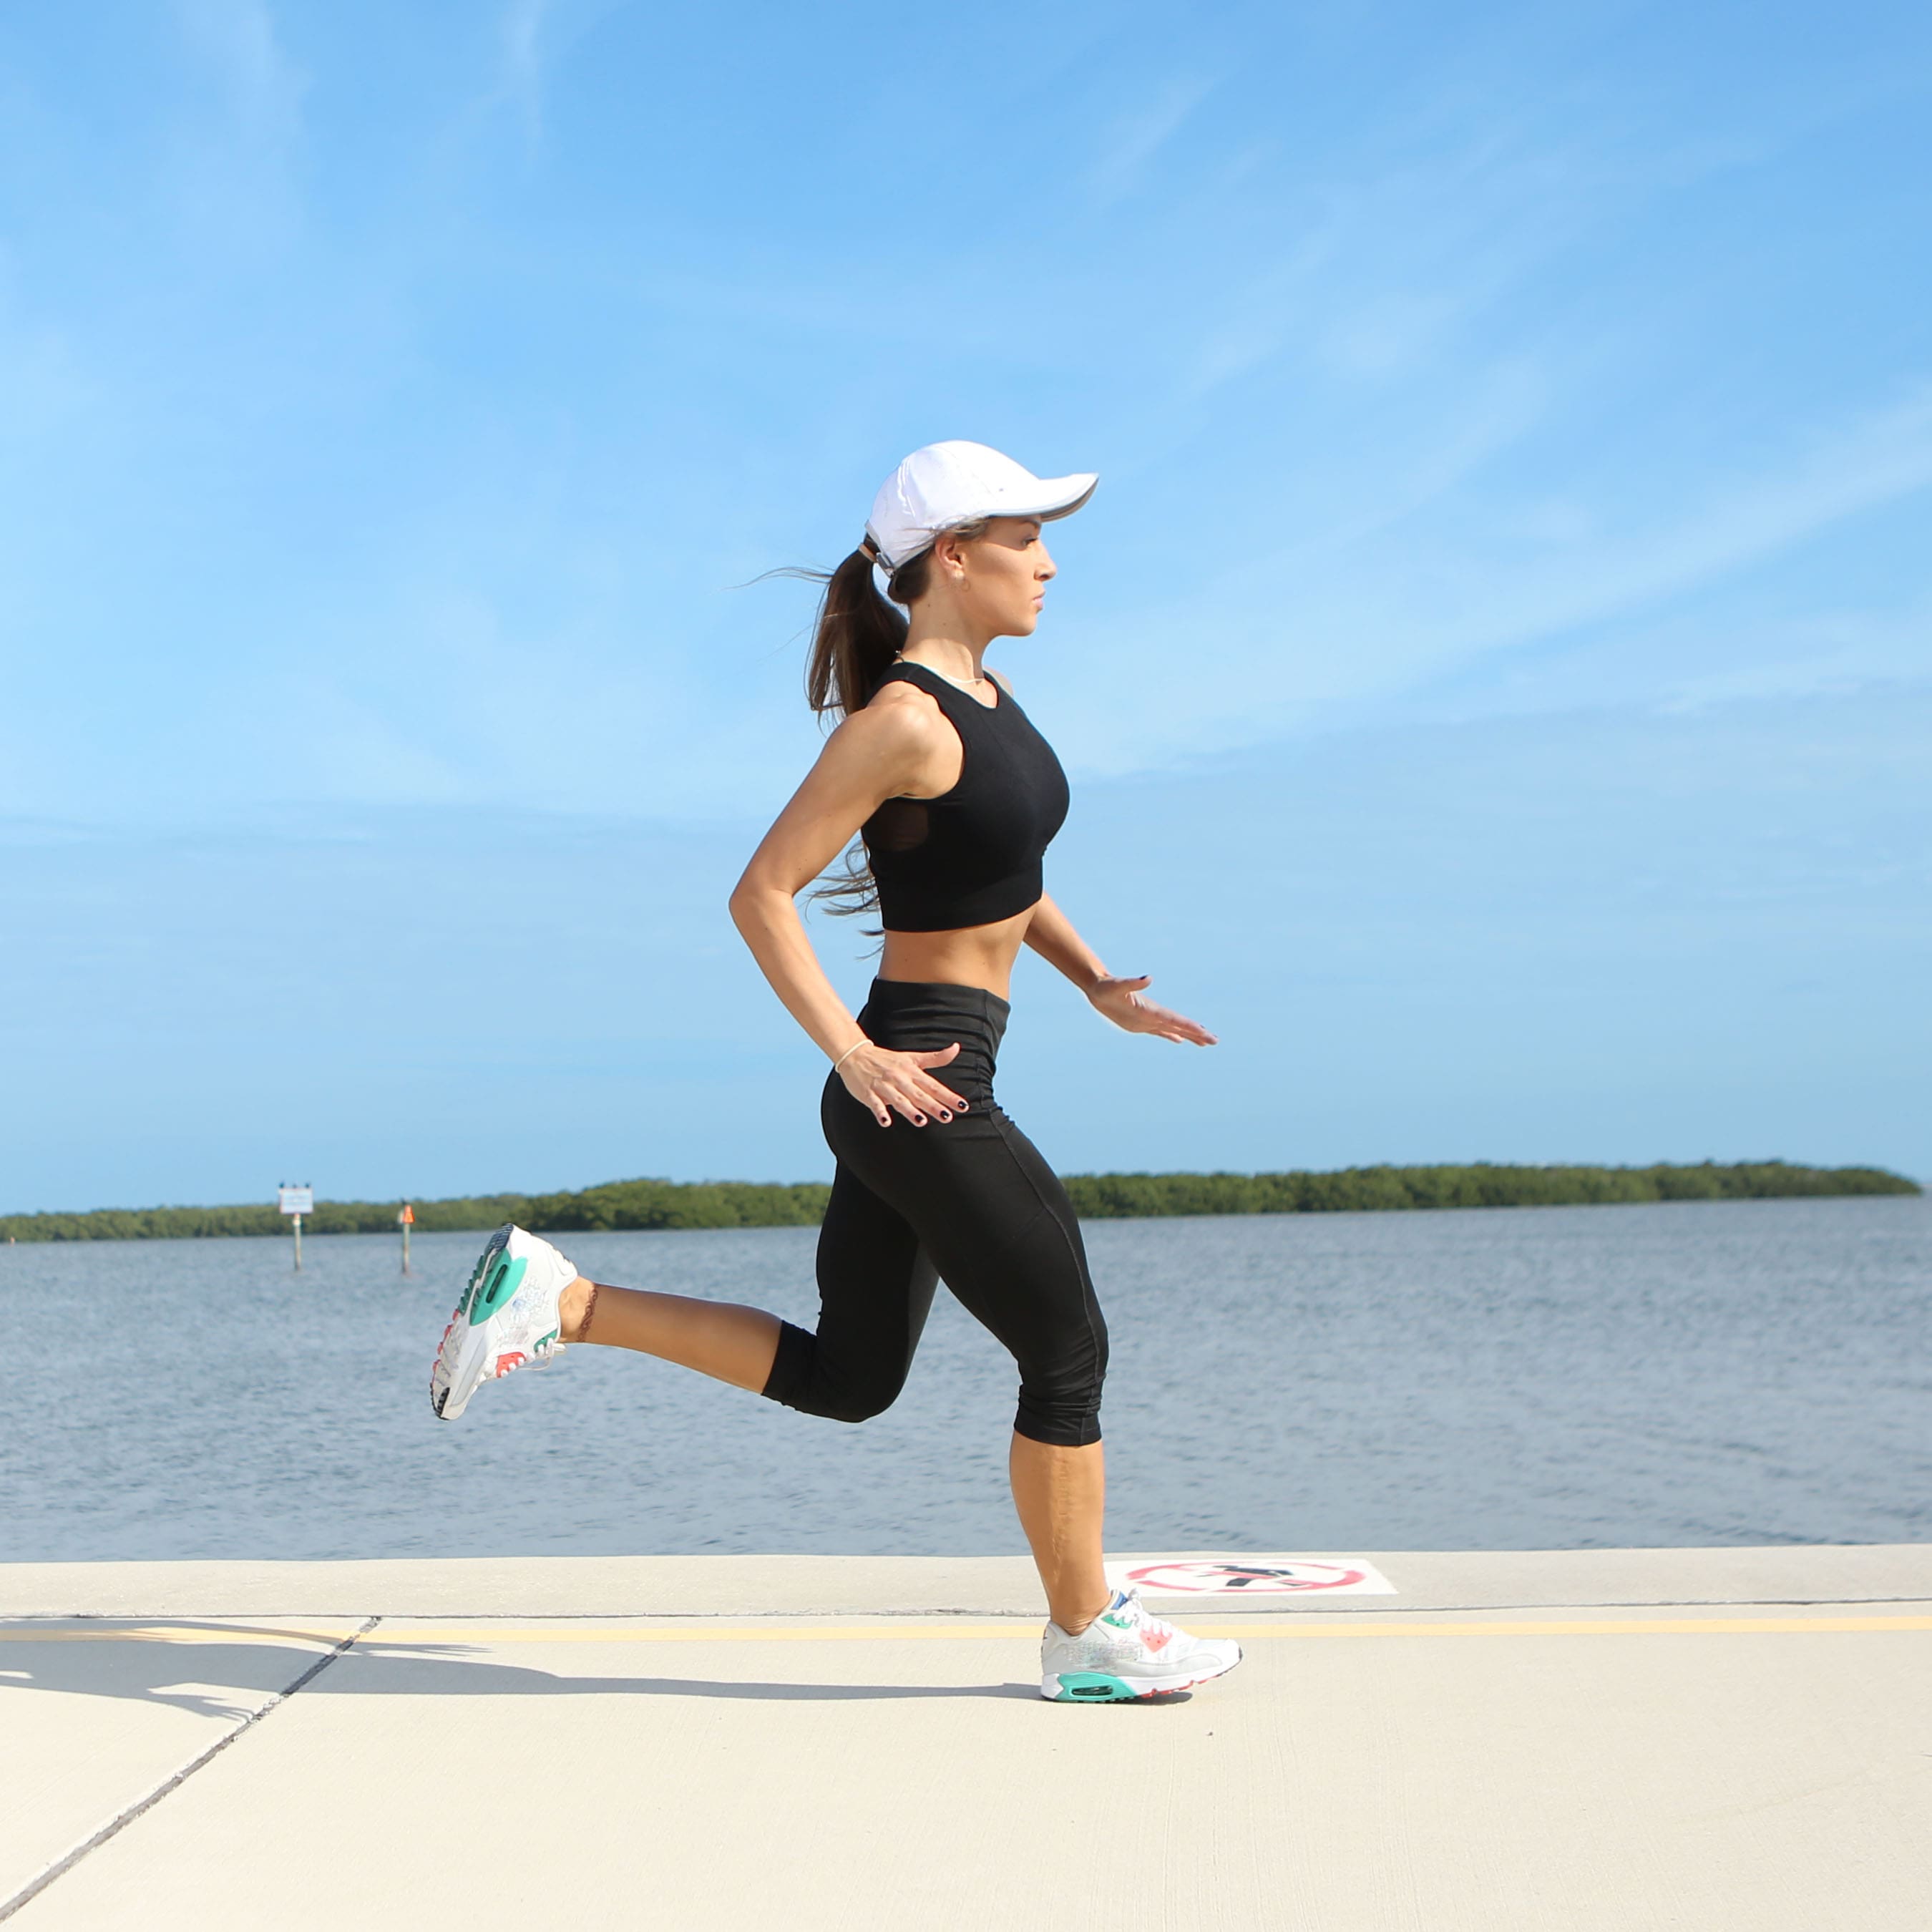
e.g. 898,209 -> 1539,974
879,902 -> 1036,1000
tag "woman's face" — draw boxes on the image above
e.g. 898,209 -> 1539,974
940,515 -> 1056,638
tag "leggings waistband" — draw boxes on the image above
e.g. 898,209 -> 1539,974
856,977 -> 1010,1096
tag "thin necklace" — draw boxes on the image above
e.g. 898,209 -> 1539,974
897,653 -> 990,693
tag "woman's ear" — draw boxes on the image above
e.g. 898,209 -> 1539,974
931,530 -> 970,580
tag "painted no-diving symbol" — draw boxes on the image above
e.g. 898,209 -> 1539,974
1123,1559 -> 1369,1596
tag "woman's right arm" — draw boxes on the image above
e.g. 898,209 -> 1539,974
727,706 -> 969,1129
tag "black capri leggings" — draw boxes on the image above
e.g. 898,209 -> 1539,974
761,977 -> 1108,1448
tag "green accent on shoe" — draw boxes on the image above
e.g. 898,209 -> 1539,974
469,1254 -> 527,1325
1053,1672 -> 1138,1702
1099,1611 -> 1133,1629
532,1327 -> 560,1352
458,1241 -> 500,1319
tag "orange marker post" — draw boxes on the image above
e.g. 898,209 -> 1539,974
399,1201 -> 414,1276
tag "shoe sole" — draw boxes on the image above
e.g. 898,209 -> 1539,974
1041,1648 -> 1244,1703
430,1227 -> 514,1421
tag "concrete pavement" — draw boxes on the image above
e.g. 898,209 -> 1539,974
4,1548 -> 1928,1930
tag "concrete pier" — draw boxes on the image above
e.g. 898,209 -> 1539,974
4,1546 -> 1928,1930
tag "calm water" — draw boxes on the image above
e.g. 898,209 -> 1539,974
2,1195 -> 1927,1560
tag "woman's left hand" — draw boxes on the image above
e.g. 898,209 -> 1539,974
1087,975 -> 1218,1045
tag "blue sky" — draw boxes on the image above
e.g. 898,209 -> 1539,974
2,0 -> 1928,1212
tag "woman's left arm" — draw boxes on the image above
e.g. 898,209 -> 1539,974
1023,894 -> 1218,1046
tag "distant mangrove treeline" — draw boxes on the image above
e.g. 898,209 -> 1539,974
0,1160 -> 1916,1244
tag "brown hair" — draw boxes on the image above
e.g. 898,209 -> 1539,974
796,520 -> 988,921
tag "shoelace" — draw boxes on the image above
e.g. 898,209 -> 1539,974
1116,1588 -> 1182,1649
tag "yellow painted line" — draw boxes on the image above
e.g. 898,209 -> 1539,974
320,1614 -> 1932,1644
1219,1616 -> 1932,1639
4,1616 -> 1928,1649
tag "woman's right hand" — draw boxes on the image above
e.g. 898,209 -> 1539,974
837,1041 -> 969,1128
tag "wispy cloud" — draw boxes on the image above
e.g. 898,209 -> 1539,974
1602,389 -> 1932,606
499,0 -> 555,142
1166,73 -> 1820,412
1409,384 -> 1932,669
173,0 -> 303,147
1044,383 -> 1932,776
491,0 -> 632,150
166,0 -> 307,243
1085,77 -> 1215,205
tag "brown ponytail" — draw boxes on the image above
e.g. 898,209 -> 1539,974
795,548 -> 907,923
804,547 -> 907,718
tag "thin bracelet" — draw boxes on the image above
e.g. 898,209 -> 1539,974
831,1040 -> 867,1074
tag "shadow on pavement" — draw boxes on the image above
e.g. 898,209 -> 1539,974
1,1623 -> 1193,1713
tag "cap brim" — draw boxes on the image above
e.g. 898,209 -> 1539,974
1004,472 -> 1098,522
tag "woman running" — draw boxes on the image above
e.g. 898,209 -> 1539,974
429,440 -> 1242,1704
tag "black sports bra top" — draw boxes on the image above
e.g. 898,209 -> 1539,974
862,659 -> 1070,932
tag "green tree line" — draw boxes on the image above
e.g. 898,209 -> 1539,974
0,1161 -> 1916,1244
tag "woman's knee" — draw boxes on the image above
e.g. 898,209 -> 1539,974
762,1327 -> 909,1426
814,1376 -> 905,1425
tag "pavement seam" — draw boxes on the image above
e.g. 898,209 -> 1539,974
10,1593 -> 1932,1621
0,1614 -> 381,1926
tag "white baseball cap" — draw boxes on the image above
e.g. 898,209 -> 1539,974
864,440 -> 1098,573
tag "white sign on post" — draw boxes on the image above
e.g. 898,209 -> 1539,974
278,1186 -> 313,1216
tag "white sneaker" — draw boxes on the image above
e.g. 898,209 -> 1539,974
1040,1586 -> 1243,1702
430,1224 -> 578,1420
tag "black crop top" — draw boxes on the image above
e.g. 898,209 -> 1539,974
862,659 -> 1070,932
